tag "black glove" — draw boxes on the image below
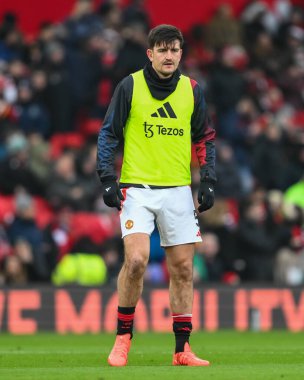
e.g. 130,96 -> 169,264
101,181 -> 124,210
197,181 -> 215,213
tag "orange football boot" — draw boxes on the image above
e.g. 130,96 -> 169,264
108,333 -> 131,367
173,342 -> 210,366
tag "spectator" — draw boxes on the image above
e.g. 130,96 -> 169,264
215,140 -> 243,199
0,132 -> 45,195
27,133 -> 51,185
98,0 -> 122,31
6,191 -> 49,280
237,198 -> 284,281
45,206 -> 73,261
278,65 -> 304,109
0,12 -> 18,40
100,236 -> 124,283
67,31 -> 103,122
44,42 -> 74,133
281,25 -> 304,69
31,69 -> 48,106
277,5 -> 304,48
241,0 -> 268,47
0,225 -> 11,281
16,79 -> 50,138
0,28 -> 26,62
193,233 -> 224,283
199,198 -> 239,274
249,32 -> 282,78
64,0 -> 102,48
275,203 -> 304,285
122,0 -> 150,32
76,143 -> 100,209
252,122 -> 287,190
47,151 -> 92,210
208,46 -> 246,140
4,254 -> 28,284
113,23 -> 148,84
205,3 -> 242,51
185,24 -> 215,72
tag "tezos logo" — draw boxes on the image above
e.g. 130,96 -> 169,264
143,122 -> 184,138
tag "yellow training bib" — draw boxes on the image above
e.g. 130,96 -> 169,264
120,70 -> 194,186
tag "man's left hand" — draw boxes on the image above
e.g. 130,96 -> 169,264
197,182 -> 215,212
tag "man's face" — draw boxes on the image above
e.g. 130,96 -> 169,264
147,40 -> 182,78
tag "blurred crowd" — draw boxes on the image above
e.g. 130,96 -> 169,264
0,0 -> 303,286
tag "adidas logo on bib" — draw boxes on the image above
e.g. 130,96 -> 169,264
151,102 -> 177,118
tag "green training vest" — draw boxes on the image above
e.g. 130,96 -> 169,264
120,70 -> 194,186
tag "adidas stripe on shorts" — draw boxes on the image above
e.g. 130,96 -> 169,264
120,186 -> 202,247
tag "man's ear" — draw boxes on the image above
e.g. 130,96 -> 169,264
147,49 -> 153,62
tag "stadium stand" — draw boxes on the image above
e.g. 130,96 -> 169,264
0,0 -> 303,286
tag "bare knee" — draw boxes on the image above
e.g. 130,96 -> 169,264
123,234 -> 150,280
124,255 -> 148,279
170,260 -> 193,283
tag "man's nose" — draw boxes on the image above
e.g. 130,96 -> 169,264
165,50 -> 173,60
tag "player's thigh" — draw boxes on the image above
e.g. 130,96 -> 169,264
156,186 -> 201,247
123,233 -> 150,266
120,188 -> 155,238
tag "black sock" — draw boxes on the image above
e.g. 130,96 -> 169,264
117,306 -> 135,337
173,314 -> 192,353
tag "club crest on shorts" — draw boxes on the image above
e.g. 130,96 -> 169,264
125,220 -> 134,229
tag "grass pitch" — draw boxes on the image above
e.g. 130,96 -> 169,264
0,331 -> 303,380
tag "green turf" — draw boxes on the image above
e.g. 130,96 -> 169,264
0,331 -> 303,380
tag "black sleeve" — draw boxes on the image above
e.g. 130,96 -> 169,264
96,75 -> 133,181
191,82 -> 217,183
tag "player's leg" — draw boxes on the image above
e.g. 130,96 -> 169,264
166,244 -> 209,366
108,188 -> 155,367
156,186 -> 209,366
108,233 -> 150,367
165,243 -> 194,350
118,233 -> 150,307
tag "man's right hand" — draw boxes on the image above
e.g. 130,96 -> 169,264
101,181 -> 124,210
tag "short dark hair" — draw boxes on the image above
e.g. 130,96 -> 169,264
148,24 -> 184,49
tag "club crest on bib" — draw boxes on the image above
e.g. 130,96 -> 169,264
125,220 -> 134,229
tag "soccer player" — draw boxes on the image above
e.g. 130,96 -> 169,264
97,24 -> 216,366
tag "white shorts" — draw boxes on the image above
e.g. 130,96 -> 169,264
120,186 -> 202,247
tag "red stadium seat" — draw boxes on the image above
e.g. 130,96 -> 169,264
0,195 -> 14,223
291,111 -> 304,129
70,212 -> 116,245
0,194 -> 54,228
33,197 -> 54,228
50,133 -> 85,159
79,118 -> 102,136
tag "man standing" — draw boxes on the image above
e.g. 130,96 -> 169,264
97,24 -> 216,367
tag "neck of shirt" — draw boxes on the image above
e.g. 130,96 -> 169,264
143,62 -> 181,100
